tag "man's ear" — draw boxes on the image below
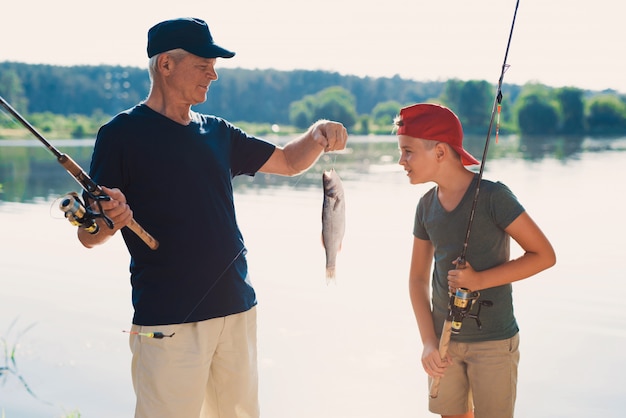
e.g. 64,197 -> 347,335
158,54 -> 171,73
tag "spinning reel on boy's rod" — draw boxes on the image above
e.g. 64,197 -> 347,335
58,191 -> 113,235
447,287 -> 493,334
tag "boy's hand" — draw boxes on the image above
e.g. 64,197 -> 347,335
447,260 -> 480,292
421,342 -> 452,378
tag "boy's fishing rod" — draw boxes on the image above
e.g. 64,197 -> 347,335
0,95 -> 159,250
459,0 -> 519,266
430,0 -> 521,399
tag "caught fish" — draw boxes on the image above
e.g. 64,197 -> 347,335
322,169 -> 346,282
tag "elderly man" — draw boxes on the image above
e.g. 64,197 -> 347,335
77,17 -> 347,418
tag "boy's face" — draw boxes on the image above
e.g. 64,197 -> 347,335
397,135 -> 438,185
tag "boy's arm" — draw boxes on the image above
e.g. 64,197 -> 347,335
409,236 -> 450,378
448,211 -> 556,291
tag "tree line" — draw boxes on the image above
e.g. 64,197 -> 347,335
1,61 -> 625,138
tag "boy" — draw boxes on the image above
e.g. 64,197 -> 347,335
396,103 -> 555,418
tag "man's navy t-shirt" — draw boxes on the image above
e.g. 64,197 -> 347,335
89,104 -> 276,326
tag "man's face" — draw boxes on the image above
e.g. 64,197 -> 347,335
166,54 -> 218,106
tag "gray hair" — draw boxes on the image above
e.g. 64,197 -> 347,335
148,48 -> 190,81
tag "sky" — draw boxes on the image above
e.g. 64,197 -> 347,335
2,0 -> 624,93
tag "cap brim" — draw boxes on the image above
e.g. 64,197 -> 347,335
191,44 -> 235,59
450,144 -> 479,166
460,150 -> 480,166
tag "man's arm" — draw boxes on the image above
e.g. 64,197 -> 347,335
259,120 -> 347,176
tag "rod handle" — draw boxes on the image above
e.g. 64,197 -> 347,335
59,154 -> 159,250
127,219 -> 159,250
429,320 -> 452,399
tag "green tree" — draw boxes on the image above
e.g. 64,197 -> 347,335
288,96 -> 315,129
371,100 -> 402,128
0,69 -> 28,115
515,84 -> 559,135
355,114 -> 371,135
289,86 -> 358,129
586,94 -> 626,135
555,87 -> 585,135
440,79 -> 492,133
311,86 -> 358,129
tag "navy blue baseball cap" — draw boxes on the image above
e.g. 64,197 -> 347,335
147,17 -> 235,59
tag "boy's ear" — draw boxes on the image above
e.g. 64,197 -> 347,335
435,142 -> 446,159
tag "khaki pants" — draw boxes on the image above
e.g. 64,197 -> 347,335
129,307 -> 259,418
429,333 -> 520,418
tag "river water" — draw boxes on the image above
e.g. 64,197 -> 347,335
0,134 -> 625,417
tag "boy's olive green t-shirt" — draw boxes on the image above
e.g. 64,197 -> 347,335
413,175 -> 525,342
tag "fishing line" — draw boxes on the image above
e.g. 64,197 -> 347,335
122,245 -> 246,338
290,171 -> 306,188
179,245 -> 246,324
287,154 -> 335,189
330,152 -> 338,168
458,0 -> 519,266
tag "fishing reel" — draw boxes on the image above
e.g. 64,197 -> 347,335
58,192 -> 113,234
448,288 -> 493,334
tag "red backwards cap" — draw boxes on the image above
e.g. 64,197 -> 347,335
396,103 -> 479,166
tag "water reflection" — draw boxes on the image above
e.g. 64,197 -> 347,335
519,135 -> 585,160
0,135 -> 623,203
1,135 -> 625,418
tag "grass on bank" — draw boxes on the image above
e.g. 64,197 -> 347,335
0,111 -> 394,140
1,319 -> 82,418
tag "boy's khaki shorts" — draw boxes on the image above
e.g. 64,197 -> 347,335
429,333 -> 520,418
129,307 -> 259,418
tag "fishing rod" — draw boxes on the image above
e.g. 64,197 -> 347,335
0,95 -> 159,250
0,96 -> 244,340
459,0 -> 519,266
430,0 -> 521,399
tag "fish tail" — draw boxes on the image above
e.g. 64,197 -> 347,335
326,267 -> 336,284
